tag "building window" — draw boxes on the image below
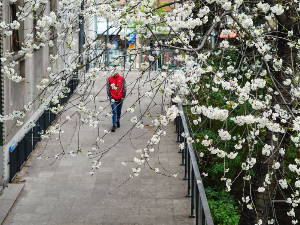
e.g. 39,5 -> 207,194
11,4 -> 20,51
19,60 -> 25,78
33,11 -> 37,42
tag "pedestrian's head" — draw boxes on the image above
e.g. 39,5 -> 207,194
112,66 -> 118,77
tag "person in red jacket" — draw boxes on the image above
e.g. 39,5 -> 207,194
106,72 -> 127,132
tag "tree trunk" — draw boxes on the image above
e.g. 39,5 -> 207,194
240,5 -> 295,224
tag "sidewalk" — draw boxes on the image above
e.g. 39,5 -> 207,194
3,71 -> 194,225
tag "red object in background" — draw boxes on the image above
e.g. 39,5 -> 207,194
219,31 -> 237,39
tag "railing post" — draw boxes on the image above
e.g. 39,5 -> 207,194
189,168 -> 195,218
183,137 -> 188,175
181,137 -> 185,166
177,116 -> 181,143
199,191 -> 205,225
196,184 -> 199,225
180,117 -> 184,143
186,149 -> 191,195
25,129 -> 33,159
175,116 -> 178,133
202,207 -> 206,225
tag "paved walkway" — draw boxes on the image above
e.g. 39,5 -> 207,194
4,71 -> 193,225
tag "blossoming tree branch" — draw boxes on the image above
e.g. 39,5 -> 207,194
1,0 -> 300,224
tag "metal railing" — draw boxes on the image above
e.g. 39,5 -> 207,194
175,105 -> 214,225
9,79 -> 79,182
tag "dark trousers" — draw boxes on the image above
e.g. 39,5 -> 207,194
111,99 -> 123,127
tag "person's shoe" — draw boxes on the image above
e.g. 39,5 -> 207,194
117,121 -> 120,128
111,126 -> 116,132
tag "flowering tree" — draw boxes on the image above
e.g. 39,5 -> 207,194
2,0 -> 300,224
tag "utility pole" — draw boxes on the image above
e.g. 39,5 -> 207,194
79,0 -> 85,75
0,2 -> 3,191
124,28 -> 126,71
106,19 -> 109,70
79,1 -> 85,58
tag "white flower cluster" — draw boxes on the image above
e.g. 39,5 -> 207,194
257,2 -> 270,12
270,4 -> 284,16
3,65 -> 23,83
218,129 -> 231,141
36,12 -> 57,28
220,40 -> 229,49
202,139 -> 213,146
191,105 -> 228,121
0,110 -> 24,123
165,105 -> 181,121
86,68 -> 99,81
262,144 -> 274,156
241,158 -> 256,171
208,147 -> 227,158
10,20 -> 20,30
41,124 -> 63,139
50,104 -> 64,114
273,58 -> 283,71
238,13 -> 253,28
166,3 -> 204,29
227,152 -> 238,159
197,6 -> 210,18
279,179 -> 288,189
225,179 -> 232,192
231,115 -> 285,133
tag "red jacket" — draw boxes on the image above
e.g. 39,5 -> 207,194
107,74 -> 127,100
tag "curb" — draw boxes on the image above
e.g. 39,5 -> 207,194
0,183 -> 24,225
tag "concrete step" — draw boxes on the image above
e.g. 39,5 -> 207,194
0,183 -> 24,225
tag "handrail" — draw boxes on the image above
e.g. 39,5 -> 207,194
176,104 -> 214,225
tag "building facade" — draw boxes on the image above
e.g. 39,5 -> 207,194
0,0 -> 80,189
